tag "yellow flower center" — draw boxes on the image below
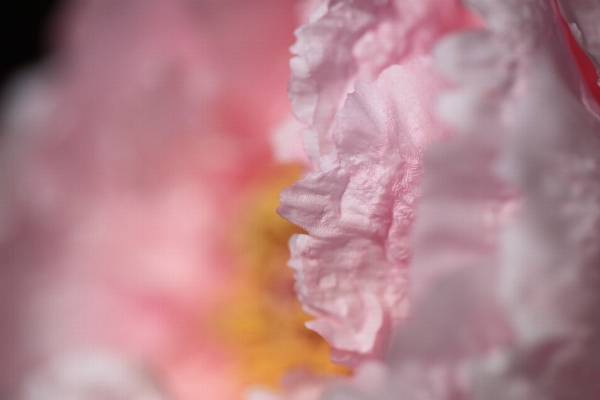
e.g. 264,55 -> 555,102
212,163 -> 348,389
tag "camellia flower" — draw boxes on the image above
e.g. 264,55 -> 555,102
280,0 -> 600,398
8,0 -> 600,399
0,1 -> 347,399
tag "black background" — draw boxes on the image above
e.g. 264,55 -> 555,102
0,0 -> 59,91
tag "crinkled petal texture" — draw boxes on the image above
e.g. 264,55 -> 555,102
289,0 -> 482,166
281,58 -> 449,364
280,0 -> 483,365
320,0 -> 600,399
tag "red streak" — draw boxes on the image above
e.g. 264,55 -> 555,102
558,12 -> 600,105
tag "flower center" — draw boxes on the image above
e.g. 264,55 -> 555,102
212,163 -> 348,390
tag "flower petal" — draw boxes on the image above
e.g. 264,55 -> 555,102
280,56 -> 451,364
289,0 -> 482,166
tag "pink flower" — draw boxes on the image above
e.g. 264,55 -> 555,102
281,0 -> 600,398
0,1 -> 343,399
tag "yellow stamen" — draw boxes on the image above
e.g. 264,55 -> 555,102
212,163 -> 349,389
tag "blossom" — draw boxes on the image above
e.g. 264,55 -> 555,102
0,1 -> 345,399
280,0 -> 600,398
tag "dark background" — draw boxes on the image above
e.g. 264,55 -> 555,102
0,0 -> 59,91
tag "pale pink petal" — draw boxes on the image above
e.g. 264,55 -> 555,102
20,353 -> 167,400
412,0 -> 600,360
289,0 -> 480,166
280,56 -> 452,365
318,0 -> 600,398
281,0 -> 481,366
284,0 -> 600,398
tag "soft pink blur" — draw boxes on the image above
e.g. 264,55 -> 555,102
0,1 -> 301,398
